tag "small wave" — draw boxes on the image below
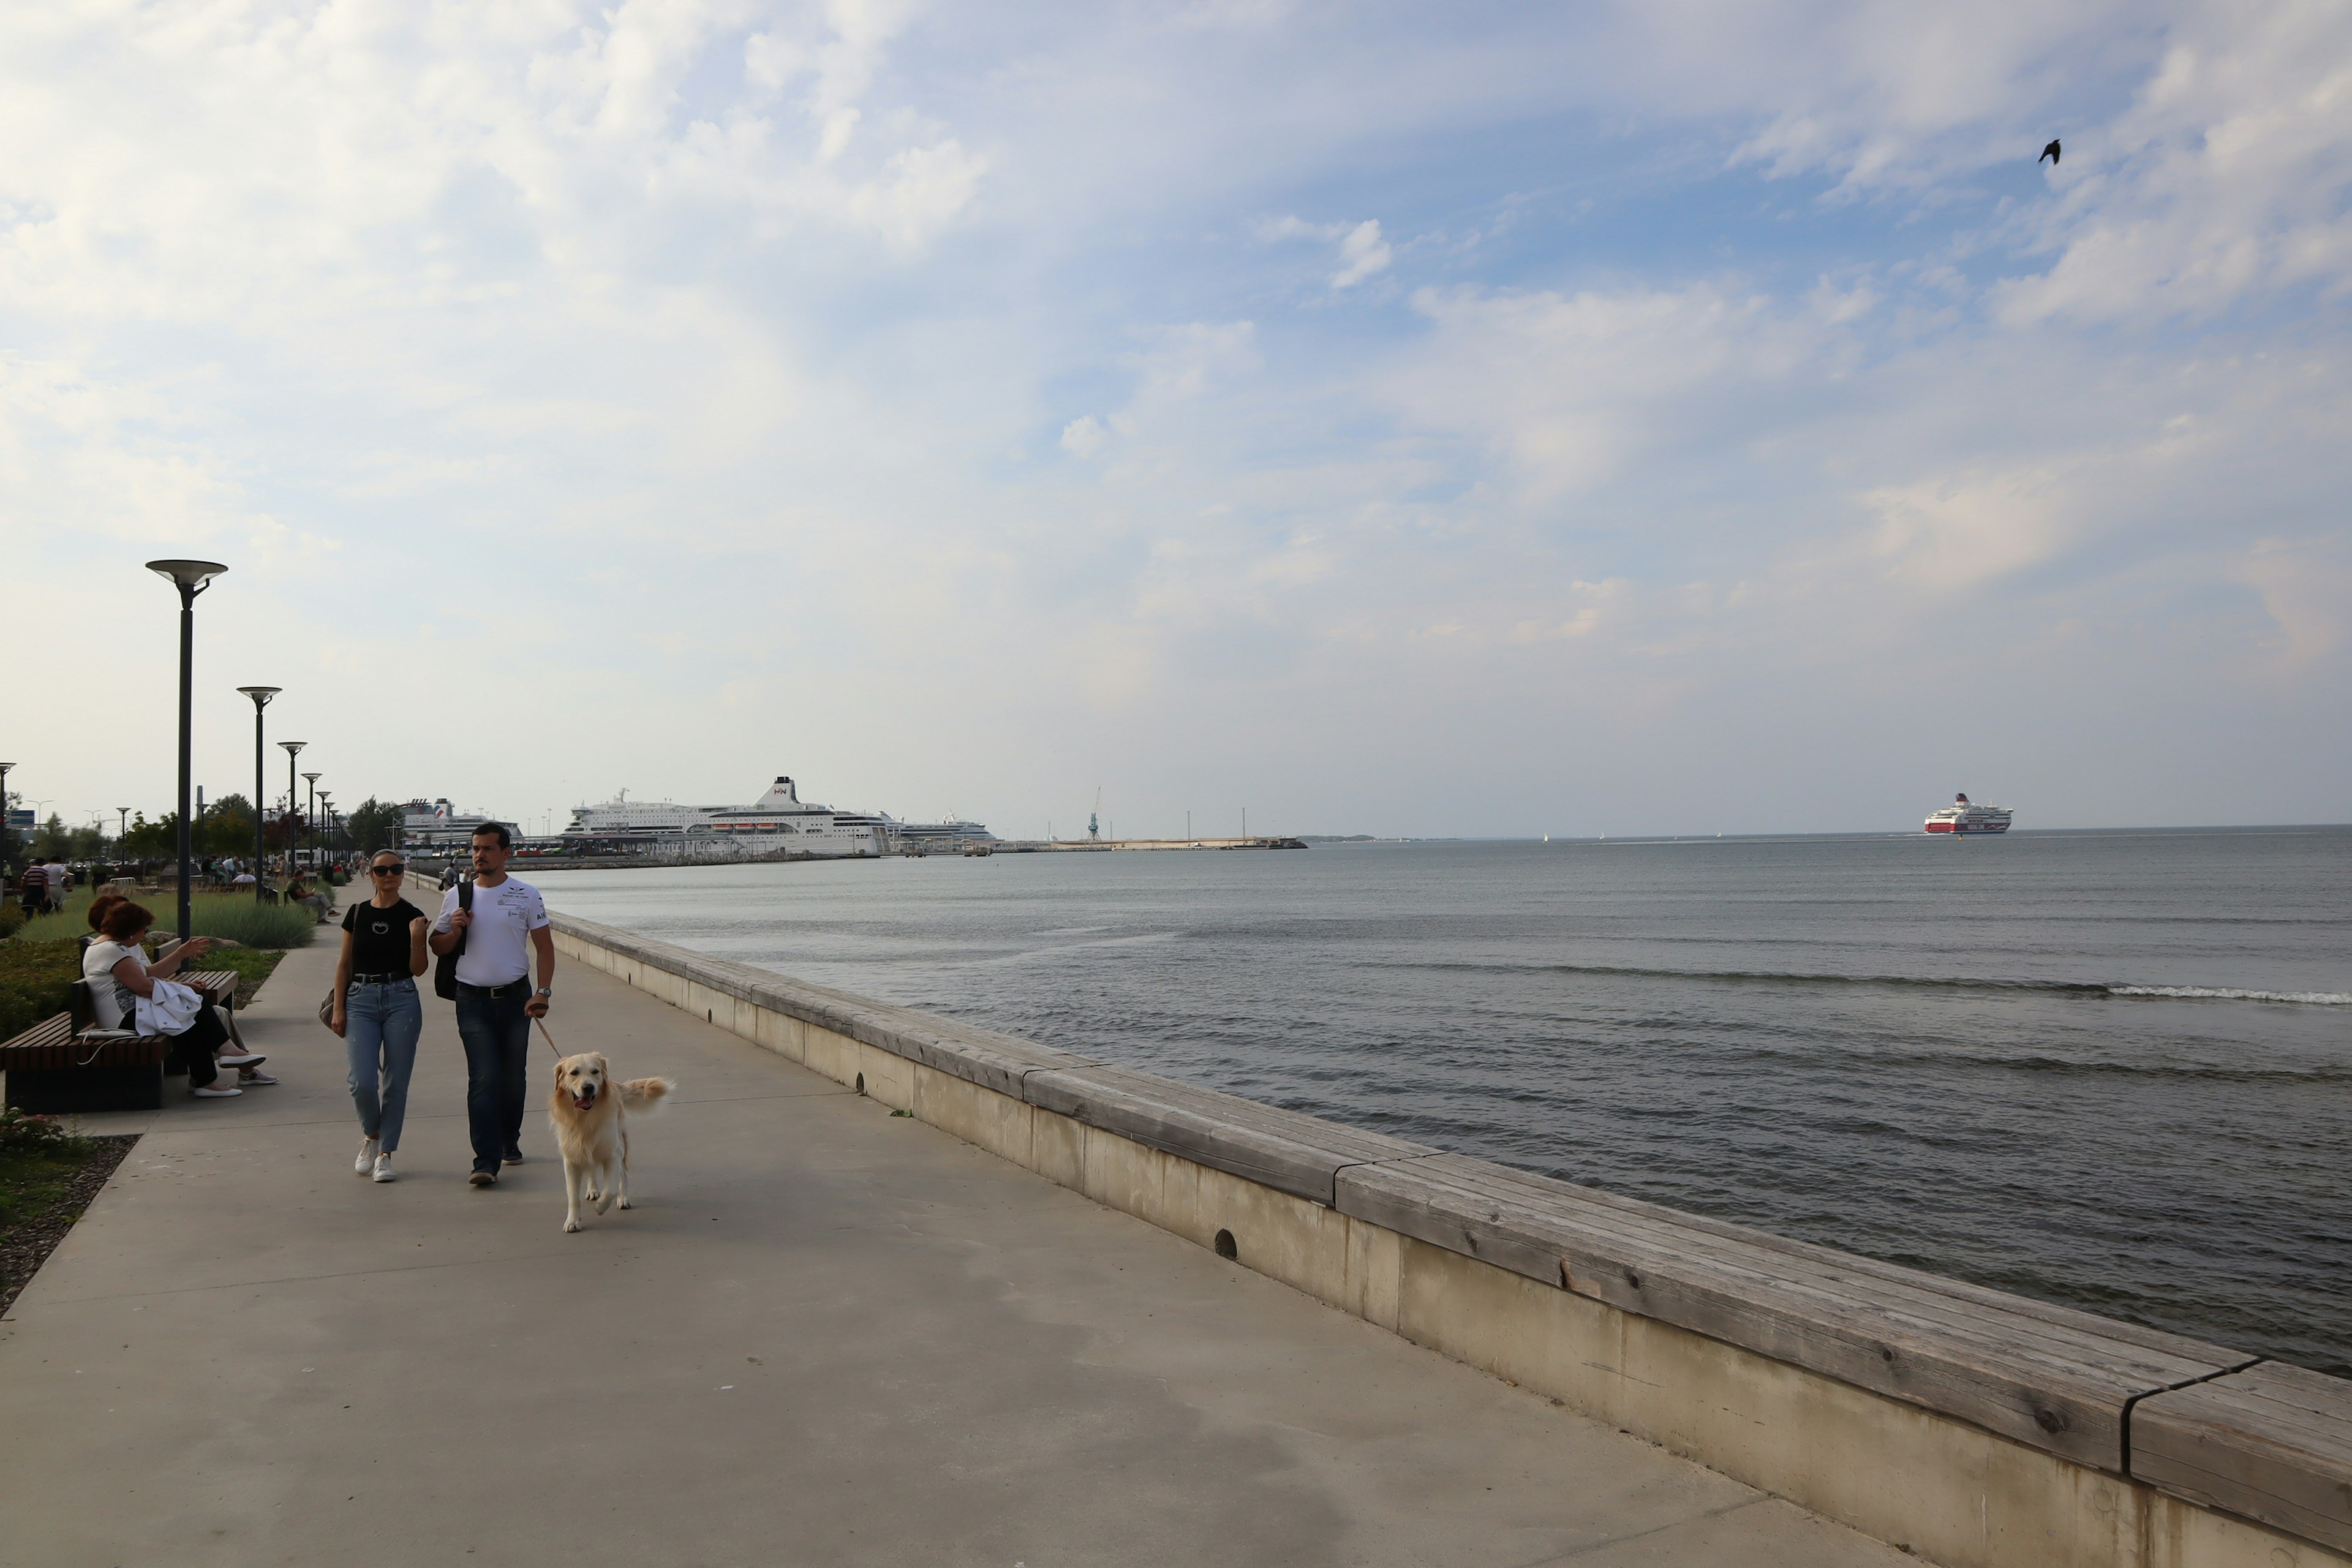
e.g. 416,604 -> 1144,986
1393,961 -> 2350,1005
2108,986 -> 2352,1006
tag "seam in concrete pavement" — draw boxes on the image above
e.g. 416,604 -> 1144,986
1507,1498 -> 1768,1566
12,1246 -> 598,1310
118,1087 -> 857,1139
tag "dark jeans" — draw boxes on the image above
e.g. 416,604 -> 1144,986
454,983 -> 532,1172
167,1001 -> 232,1088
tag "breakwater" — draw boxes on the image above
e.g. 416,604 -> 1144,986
549,909 -> 2352,1568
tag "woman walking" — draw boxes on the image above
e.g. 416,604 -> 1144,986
331,852 -> 430,1183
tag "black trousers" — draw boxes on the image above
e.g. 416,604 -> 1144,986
165,1001 -> 232,1088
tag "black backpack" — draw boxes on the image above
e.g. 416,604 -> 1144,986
432,878 -> 473,1000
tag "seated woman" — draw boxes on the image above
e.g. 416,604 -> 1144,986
81,902 -> 261,1100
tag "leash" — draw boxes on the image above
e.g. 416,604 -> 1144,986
533,1016 -> 564,1058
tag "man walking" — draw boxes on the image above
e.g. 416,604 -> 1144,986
429,822 -> 554,1186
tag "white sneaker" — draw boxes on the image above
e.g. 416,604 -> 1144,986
192,1084 -> 243,1098
371,1153 -> 396,1183
355,1136 -> 379,1174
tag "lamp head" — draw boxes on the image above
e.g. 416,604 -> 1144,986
279,741 -> 306,757
237,685 -> 281,708
146,559 -> 229,592
303,771 -> 322,785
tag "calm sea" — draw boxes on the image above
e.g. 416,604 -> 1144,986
535,829 -> 2352,1374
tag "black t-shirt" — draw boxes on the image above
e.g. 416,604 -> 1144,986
342,899 -> 426,976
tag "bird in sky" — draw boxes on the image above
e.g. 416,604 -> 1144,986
2040,138 -> 2062,166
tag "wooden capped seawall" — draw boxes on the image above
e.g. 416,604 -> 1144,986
548,913 -> 2352,1568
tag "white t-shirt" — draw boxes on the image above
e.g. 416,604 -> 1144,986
45,862 -> 67,892
83,939 -> 149,1030
435,876 -> 549,987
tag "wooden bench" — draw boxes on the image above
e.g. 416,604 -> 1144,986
1,971 -> 250,1112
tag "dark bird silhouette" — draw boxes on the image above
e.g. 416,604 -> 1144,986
2040,139 -> 2062,166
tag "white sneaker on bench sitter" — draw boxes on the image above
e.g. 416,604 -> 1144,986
238,1071 -> 278,1085
218,1053 -> 265,1068
192,1085 -> 243,1098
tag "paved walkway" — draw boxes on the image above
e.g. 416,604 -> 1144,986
0,885 -> 1910,1567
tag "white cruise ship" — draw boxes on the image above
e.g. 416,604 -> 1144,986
564,776 -> 892,858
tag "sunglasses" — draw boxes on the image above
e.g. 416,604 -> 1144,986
371,864 -> 406,875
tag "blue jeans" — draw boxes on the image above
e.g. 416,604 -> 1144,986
344,979 -> 423,1152
454,983 -> 532,1174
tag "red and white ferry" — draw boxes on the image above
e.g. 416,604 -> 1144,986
1924,793 -> 2013,834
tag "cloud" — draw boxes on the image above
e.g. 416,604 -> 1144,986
1261,214 -> 1392,288
0,0 -> 2344,836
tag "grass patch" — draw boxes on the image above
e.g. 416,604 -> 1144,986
0,1109 -> 138,1314
0,943 -> 86,1040
12,889 -> 320,949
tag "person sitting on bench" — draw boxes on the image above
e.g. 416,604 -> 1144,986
81,902 -> 263,1100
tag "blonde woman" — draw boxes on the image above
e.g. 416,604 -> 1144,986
331,852 -> 430,1182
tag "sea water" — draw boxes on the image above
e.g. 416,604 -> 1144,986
537,827 -> 2352,1373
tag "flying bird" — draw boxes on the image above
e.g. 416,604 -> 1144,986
2040,139 -> 2062,166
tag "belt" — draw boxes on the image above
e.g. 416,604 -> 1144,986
455,979 -> 533,999
349,972 -> 410,986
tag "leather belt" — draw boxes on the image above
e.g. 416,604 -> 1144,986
349,973 -> 409,986
455,979 -> 532,999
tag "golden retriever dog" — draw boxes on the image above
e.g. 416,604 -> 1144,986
548,1052 -> 674,1234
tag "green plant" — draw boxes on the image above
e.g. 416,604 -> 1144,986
189,897 -> 317,949
0,942 -> 84,1039
0,1104 -> 83,1155
0,902 -> 23,940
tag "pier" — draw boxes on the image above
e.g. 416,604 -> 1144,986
2,889 -> 2345,1567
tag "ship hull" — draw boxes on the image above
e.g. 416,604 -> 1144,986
1924,820 -> 2011,834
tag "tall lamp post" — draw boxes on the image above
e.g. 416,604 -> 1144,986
318,793 -> 334,868
278,741 -> 306,876
146,559 -> 229,943
236,688 -> 280,901
0,764 -> 13,864
303,772 -> 322,868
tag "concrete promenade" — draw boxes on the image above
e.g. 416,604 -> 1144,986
0,885 -> 1909,1567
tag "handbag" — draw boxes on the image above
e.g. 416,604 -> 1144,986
432,878 -> 472,1000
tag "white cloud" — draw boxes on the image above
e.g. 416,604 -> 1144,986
1261,214 -> 1392,288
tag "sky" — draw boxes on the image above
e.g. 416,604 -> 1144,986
4,0 -> 2348,840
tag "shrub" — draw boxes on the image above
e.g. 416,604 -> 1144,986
0,1104 -> 84,1155
189,896 -> 317,949
0,943 -> 84,1039
0,902 -> 22,940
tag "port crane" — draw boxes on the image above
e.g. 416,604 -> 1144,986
1088,786 -> 1101,843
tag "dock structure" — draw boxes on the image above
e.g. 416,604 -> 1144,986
993,834 -> 1309,852
2,892 -> 2346,1568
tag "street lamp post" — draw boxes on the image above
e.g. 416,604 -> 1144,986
278,742 -> 306,876
146,559 -> 229,943
237,688 -> 280,901
303,772 -> 321,869
318,793 -> 334,867
0,764 -> 13,865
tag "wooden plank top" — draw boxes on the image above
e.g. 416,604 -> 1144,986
0,1014 -> 75,1056
1024,1065 -> 1434,1206
1336,1153 -> 2252,1472
2132,1362 -> 2352,1553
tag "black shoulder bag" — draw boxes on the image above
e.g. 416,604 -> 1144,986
432,878 -> 473,1000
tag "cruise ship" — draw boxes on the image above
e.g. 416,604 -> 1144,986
562,776 -> 998,858
1924,793 -> 2014,834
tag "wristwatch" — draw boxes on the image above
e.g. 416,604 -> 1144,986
534,987 -> 553,998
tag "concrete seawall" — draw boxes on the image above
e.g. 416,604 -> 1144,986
549,913 -> 2352,1568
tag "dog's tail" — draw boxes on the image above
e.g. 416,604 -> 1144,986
620,1077 -> 675,1110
